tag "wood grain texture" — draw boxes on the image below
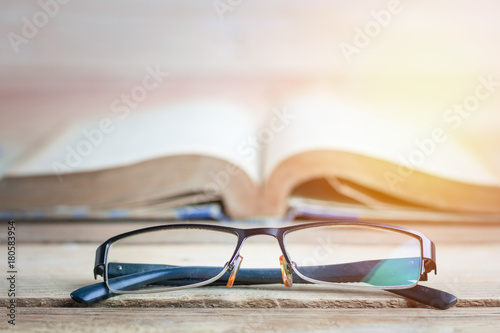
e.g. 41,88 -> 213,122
3,308 -> 500,333
2,0 -> 500,135
2,0 -> 500,79
0,222 -> 499,331
7,220 -> 500,243
1,223 -> 499,308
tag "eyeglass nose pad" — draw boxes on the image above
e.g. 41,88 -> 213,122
279,255 -> 293,288
226,255 -> 243,288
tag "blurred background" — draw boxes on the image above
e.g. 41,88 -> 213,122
1,0 -> 499,181
0,2 -> 499,322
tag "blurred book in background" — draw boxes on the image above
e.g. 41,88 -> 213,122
1,96 -> 499,222
1,0 -> 499,222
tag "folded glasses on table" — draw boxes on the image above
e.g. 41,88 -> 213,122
71,221 -> 457,309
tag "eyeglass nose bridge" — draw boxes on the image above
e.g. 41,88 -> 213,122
225,254 -> 295,289
224,230 -> 296,289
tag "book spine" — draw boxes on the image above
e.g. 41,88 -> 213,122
0,204 -> 227,221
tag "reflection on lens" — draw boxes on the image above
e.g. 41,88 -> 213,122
106,227 -> 238,293
284,225 -> 422,288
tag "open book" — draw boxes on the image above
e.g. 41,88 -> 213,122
1,95 -> 499,222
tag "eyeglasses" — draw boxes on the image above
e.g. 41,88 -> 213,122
70,221 -> 457,309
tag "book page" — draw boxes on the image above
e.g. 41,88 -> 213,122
0,127 -> 52,180
7,99 -> 264,184
0,138 -> 26,180
264,93 -> 500,187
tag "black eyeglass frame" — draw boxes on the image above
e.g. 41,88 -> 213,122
72,220 -> 456,309
94,220 -> 436,283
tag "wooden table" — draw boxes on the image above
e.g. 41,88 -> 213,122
1,220 -> 499,332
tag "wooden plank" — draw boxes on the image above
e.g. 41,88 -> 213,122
4,308 -> 500,333
0,225 -> 498,331
6,220 -> 500,244
2,0 -> 500,78
1,241 -> 498,308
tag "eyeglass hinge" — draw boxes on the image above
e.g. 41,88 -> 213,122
419,259 -> 437,281
94,264 -> 105,279
423,258 -> 437,275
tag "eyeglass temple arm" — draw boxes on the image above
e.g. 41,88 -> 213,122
72,264 -> 456,309
70,279 -> 455,310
